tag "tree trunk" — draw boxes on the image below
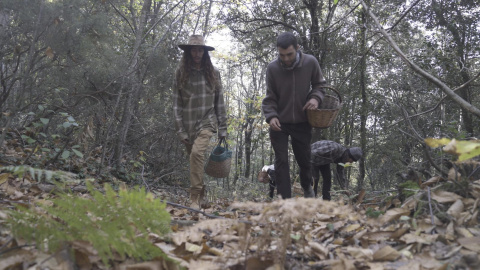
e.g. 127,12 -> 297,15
113,0 -> 152,168
357,3 -> 368,192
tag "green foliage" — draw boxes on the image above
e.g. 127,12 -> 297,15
8,183 -> 171,266
1,165 -> 76,184
365,207 -> 384,219
398,180 -> 420,199
21,108 -> 85,164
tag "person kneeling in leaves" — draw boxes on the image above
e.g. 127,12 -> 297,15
311,140 -> 363,200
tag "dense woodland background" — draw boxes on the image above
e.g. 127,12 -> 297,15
1,0 -> 479,196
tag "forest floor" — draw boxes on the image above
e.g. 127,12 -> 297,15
0,137 -> 479,269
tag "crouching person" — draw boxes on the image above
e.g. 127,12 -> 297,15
311,140 -> 363,200
258,165 -> 276,198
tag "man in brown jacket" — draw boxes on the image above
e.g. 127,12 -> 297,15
262,32 -> 327,199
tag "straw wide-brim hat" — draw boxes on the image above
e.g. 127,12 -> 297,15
178,35 -> 215,51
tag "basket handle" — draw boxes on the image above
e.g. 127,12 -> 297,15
210,137 -> 228,155
319,86 -> 342,104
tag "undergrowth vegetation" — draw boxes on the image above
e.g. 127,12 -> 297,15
7,182 -> 172,266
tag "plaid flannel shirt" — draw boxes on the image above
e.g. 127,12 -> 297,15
310,140 -> 346,166
173,67 -> 227,142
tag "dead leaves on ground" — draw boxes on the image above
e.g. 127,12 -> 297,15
1,167 -> 480,269
162,176 -> 480,269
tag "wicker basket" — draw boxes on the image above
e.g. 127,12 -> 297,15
205,138 -> 232,178
257,171 -> 270,183
306,86 -> 342,128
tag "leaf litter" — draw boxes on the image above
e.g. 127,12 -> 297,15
0,162 -> 479,269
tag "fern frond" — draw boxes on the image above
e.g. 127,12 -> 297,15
8,182 -> 172,266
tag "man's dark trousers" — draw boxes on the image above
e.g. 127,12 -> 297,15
270,122 -> 312,199
312,164 -> 332,200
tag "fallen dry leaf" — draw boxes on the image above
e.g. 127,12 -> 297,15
446,199 -> 464,219
0,250 -> 35,269
308,241 -> 329,259
372,245 -> 401,262
400,233 -> 438,245
431,190 -> 463,203
421,176 -> 443,188
344,246 -> 373,260
379,208 -> 410,224
457,237 -> 480,252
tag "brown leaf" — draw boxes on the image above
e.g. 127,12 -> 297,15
448,167 -> 463,181
431,190 -> 462,203
0,173 -> 11,185
445,222 -> 456,241
379,208 -> 410,224
390,227 -> 409,239
471,180 -> 480,198
345,246 -> 373,260
457,237 -> 480,252
342,223 -> 362,233
372,245 -> 401,261
308,241 -> 329,259
362,231 -> 393,243
356,189 -> 366,204
45,47 -> 54,58
446,199 -> 464,219
400,233 -> 438,244
421,176 -> 443,188
323,259 -> 356,270
0,250 -> 35,269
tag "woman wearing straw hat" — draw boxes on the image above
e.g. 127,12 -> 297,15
173,35 -> 227,209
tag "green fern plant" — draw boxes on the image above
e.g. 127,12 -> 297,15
8,182 -> 172,266
1,165 -> 78,184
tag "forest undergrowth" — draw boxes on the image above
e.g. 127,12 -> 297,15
0,134 -> 479,270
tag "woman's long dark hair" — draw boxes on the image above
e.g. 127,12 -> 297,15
176,48 -> 219,92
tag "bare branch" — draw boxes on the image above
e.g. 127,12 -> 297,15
359,0 -> 480,118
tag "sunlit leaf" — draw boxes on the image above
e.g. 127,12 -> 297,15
455,140 -> 480,161
424,138 -> 451,148
290,233 -> 301,240
63,122 -> 72,128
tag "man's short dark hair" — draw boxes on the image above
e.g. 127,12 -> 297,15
276,32 -> 298,49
